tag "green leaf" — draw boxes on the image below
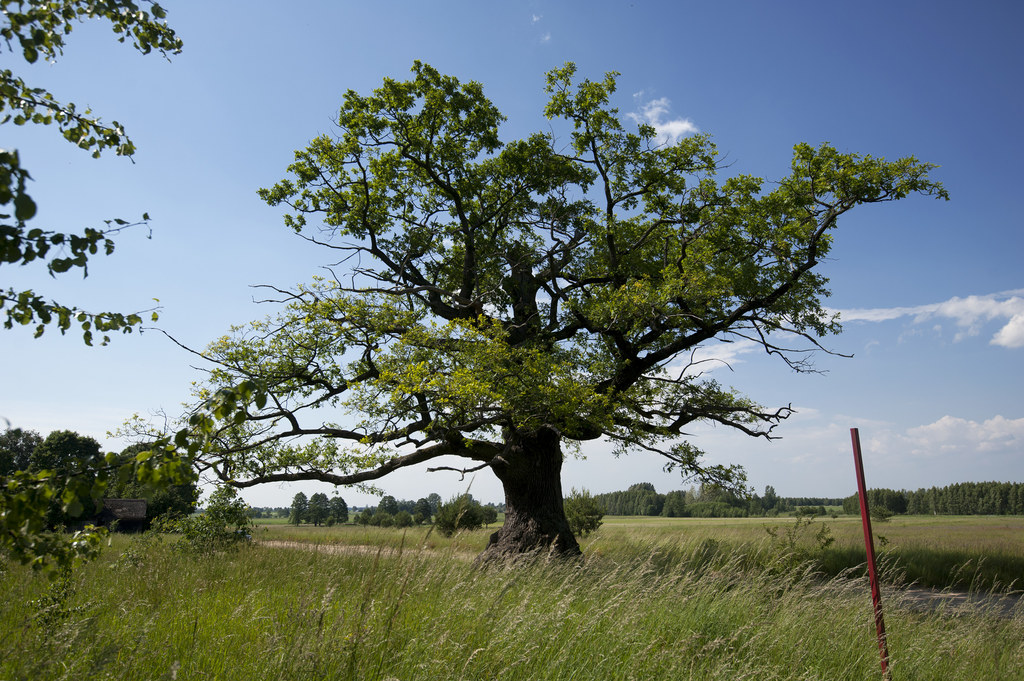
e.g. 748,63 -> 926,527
65,498 -> 84,518
14,193 -> 36,220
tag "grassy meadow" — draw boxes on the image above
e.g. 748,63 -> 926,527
259,514 -> 1024,591
1,515 -> 1021,680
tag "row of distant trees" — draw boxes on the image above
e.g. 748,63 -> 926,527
842,482 -> 1024,516
350,493 -> 503,532
287,491 -> 350,526
592,481 -> 1024,518
0,427 -> 198,528
283,491 -> 506,534
592,483 -> 846,519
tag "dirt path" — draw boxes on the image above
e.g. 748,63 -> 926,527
259,539 -> 473,561
891,586 -> 1021,618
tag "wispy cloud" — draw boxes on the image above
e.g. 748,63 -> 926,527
835,289 -> 1024,348
529,13 -> 550,43
629,95 -> 698,146
665,339 -> 762,378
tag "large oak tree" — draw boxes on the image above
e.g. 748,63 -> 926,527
190,63 -> 945,559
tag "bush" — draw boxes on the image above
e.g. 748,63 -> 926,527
173,486 -> 253,553
394,510 -> 414,528
434,494 -> 484,537
564,488 -> 604,537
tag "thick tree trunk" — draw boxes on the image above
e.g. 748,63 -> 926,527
480,425 -> 581,561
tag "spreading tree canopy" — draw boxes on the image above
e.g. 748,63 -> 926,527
187,62 -> 946,559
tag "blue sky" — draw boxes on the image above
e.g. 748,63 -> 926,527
2,1 -> 1022,507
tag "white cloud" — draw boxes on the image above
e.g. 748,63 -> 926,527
747,411 -> 1024,494
903,414 -> 1024,456
991,312 -> 1024,348
540,31 -> 551,43
835,289 -> 1024,348
629,96 -> 698,146
807,413 -> 1023,465
531,14 -> 542,23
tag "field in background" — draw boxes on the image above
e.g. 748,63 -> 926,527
257,514 -> 1024,591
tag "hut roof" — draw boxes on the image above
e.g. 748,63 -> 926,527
102,498 -> 147,520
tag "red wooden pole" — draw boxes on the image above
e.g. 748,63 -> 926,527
851,427 -> 891,677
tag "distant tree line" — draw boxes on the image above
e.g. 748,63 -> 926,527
592,483 -> 845,518
284,491 -> 504,530
842,482 -> 1024,516
247,507 -> 291,519
352,493 -> 440,527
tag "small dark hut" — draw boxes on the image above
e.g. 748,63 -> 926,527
98,498 -> 148,533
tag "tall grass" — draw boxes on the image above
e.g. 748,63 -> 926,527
259,515 -> 1024,591
1,529 -> 1021,680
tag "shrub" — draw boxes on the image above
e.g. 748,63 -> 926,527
434,494 -> 484,537
173,486 -> 253,553
563,488 -> 604,537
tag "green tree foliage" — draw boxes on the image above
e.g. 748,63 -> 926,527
378,495 -> 399,516
329,495 -> 349,524
29,429 -> 104,526
434,494 -> 484,537
843,482 -> 1024,516
413,497 -> 433,523
661,490 -> 687,517
180,62 -> 946,558
103,443 -> 199,523
686,501 -> 747,518
563,488 -> 604,537
288,491 -> 308,525
1,424 -> 191,570
0,426 -> 41,474
594,483 -> 842,518
427,494 -> 442,517
594,483 -> 667,516
307,492 -> 330,526
174,486 -> 252,554
1,0 -> 181,343
481,505 -> 499,527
